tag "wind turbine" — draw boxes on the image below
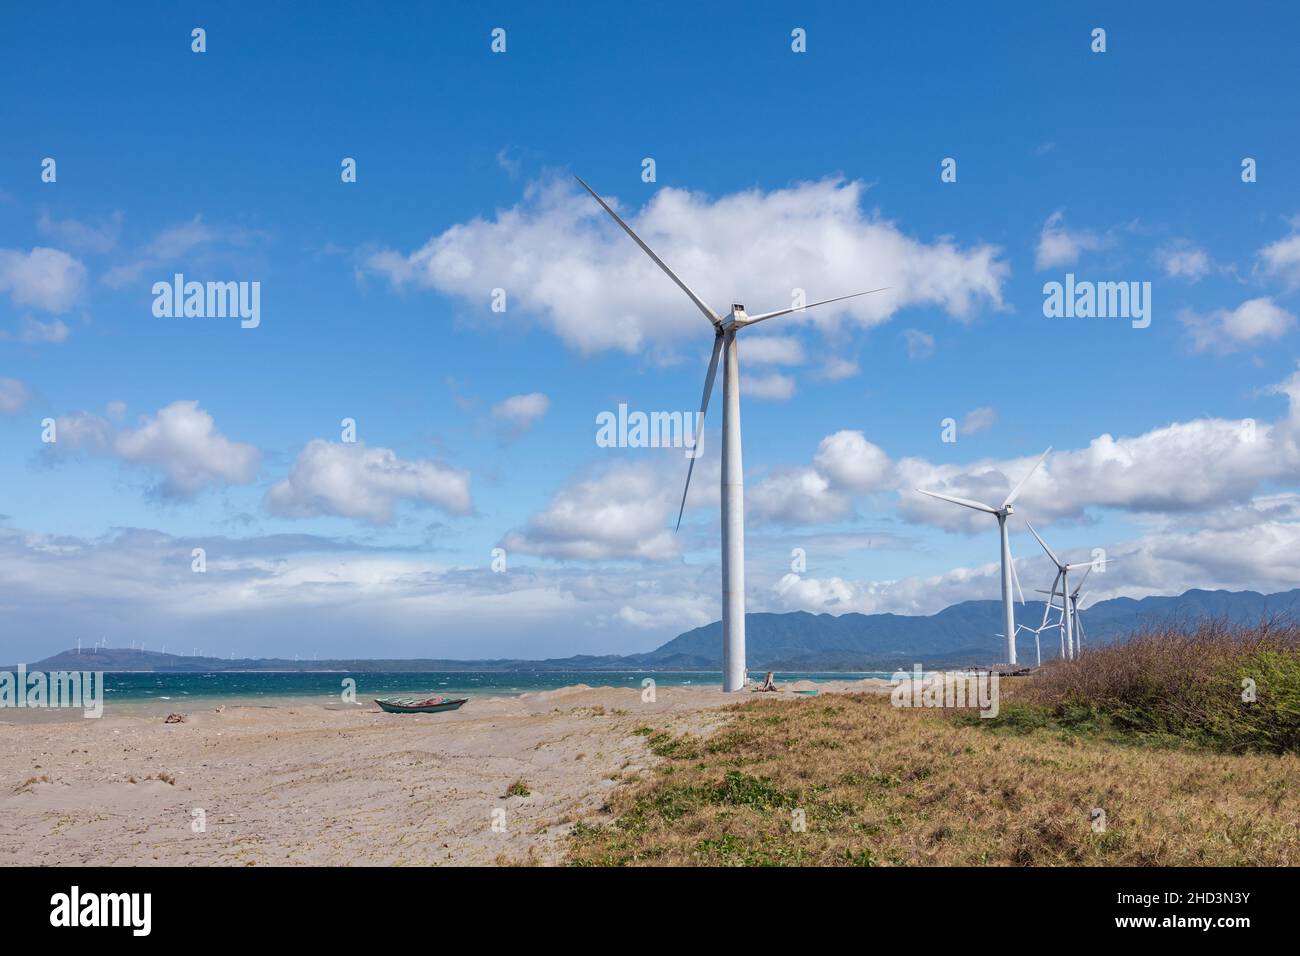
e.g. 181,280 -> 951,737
1026,522 -> 1104,661
575,176 -> 886,691
916,448 -> 1051,666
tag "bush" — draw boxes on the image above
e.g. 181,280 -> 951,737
1023,618 -> 1300,754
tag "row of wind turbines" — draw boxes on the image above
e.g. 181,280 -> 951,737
576,177 -> 1105,689
917,455 -> 1107,667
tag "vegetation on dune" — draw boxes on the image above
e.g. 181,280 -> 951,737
1002,619 -> 1300,754
569,624 -> 1300,866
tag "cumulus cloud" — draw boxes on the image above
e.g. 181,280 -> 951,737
1035,211 -> 1113,271
49,400 -> 261,498
363,177 -> 1008,355
1155,240 -> 1211,281
1256,231 -> 1300,291
266,440 -> 472,525
767,511 -> 1300,618
812,431 -> 895,492
491,391 -> 550,433
749,365 -> 1300,531
0,247 -> 87,312
501,460 -> 680,561
0,377 -> 31,415
1178,297 -> 1296,353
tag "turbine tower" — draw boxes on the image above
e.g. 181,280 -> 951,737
576,176 -> 885,691
916,448 -> 1051,666
1026,522 -> 1103,660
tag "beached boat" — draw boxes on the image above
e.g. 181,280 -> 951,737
374,696 -> 468,714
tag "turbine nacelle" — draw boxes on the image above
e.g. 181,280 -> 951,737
720,304 -> 747,332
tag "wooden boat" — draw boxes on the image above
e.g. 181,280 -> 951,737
374,695 -> 468,714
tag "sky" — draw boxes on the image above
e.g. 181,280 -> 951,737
3,1 -> 1300,662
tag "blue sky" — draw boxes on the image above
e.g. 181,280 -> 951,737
3,1 -> 1300,662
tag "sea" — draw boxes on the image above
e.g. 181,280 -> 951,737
94,670 -> 894,706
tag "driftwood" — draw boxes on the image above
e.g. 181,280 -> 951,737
164,712 -> 186,724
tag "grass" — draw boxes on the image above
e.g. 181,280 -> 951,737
504,779 -> 531,798
568,692 -> 1300,866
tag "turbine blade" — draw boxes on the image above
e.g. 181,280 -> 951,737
1025,521 -> 1063,568
1070,562 -> 1096,594
1010,553 -> 1026,605
675,334 -> 724,531
574,176 -> 720,328
740,288 -> 889,328
915,488 -> 998,513
1001,446 -> 1052,509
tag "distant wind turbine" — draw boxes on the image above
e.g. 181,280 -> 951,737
916,448 -> 1051,666
1027,523 -> 1107,661
575,176 -> 887,691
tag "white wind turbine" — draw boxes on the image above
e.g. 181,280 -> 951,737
575,176 -> 886,691
916,448 -> 1051,666
1026,522 -> 1105,661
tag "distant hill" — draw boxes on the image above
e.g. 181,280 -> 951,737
14,587 -> 1300,673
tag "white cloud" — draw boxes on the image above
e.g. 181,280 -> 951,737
767,511 -> 1300,618
747,365 -> 1300,531
741,335 -> 806,366
0,247 -> 87,312
961,406 -> 997,436
1178,297 -> 1296,353
902,328 -> 935,360
36,210 -> 122,254
812,431 -> 895,492
1256,232 -> 1300,291
101,216 -> 263,289
815,355 -> 860,381
491,392 -> 550,432
744,371 -> 796,400
1155,241 -> 1211,281
1,315 -> 71,344
1035,211 -> 1113,271
748,467 -> 853,526
0,377 -> 31,415
50,400 -> 261,498
0,526 -> 717,661
266,440 -> 472,525
501,460 -> 680,561
364,177 -> 1008,355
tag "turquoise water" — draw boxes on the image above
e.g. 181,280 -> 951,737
97,670 -> 891,704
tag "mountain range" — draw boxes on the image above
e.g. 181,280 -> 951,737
15,587 -> 1299,673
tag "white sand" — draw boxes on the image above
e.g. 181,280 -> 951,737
0,679 -> 890,866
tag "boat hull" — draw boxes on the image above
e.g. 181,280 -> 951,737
374,697 -> 468,714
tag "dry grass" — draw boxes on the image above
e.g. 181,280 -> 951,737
567,693 -> 1300,866
1024,619 -> 1300,753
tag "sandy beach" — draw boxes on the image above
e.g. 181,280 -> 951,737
0,680 -> 889,866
